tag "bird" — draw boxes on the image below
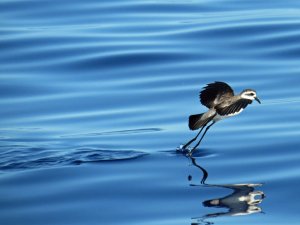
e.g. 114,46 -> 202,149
183,81 -> 261,156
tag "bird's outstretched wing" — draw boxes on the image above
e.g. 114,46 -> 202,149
216,99 -> 252,116
199,81 -> 234,108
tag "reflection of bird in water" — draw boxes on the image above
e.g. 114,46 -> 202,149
189,157 -> 208,184
202,184 -> 265,216
188,157 -> 265,225
182,81 -> 261,156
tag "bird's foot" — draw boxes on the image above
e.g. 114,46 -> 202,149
188,147 -> 197,157
177,145 -> 195,157
176,145 -> 189,154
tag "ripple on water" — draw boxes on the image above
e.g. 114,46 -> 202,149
0,146 -> 147,171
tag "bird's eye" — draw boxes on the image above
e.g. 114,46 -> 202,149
248,93 -> 255,96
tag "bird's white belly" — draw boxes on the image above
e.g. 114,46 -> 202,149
213,108 -> 244,121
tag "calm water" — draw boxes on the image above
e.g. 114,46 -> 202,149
1,0 -> 300,224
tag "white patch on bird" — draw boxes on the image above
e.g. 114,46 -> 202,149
241,91 -> 256,100
213,108 -> 244,121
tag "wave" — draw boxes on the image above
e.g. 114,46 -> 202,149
0,146 -> 147,171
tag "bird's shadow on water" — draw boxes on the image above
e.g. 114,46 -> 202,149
184,154 -> 266,225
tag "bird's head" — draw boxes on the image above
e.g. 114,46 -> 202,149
240,89 -> 261,104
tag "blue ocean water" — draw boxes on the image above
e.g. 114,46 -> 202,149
1,0 -> 300,224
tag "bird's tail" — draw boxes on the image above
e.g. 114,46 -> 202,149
189,113 -> 210,130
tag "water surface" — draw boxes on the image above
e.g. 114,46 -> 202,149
1,0 -> 300,224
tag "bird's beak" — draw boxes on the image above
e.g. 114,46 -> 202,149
255,97 -> 261,104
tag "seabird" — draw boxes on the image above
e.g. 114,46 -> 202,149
183,81 -> 261,155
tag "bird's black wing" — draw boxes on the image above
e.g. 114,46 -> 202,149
199,81 -> 234,108
216,99 -> 252,116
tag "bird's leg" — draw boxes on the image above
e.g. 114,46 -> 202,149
182,125 -> 206,150
189,121 -> 216,156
